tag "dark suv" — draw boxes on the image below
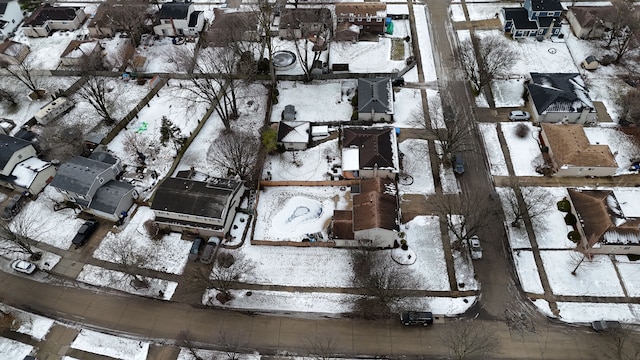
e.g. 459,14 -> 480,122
2,194 -> 23,220
72,219 -> 99,248
400,311 -> 434,326
452,154 -> 465,176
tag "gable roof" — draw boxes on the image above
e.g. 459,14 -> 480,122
24,4 -> 81,26
527,73 -> 594,114
11,157 -> 52,189
502,7 -> 539,30
50,156 -> 113,195
279,8 -> 332,30
91,179 -> 134,214
151,176 -> 243,220
158,1 -> 191,19
277,121 -> 310,144
567,6 -> 616,27
541,123 -> 617,168
335,3 -> 387,18
358,78 -> 393,115
60,40 -> 99,58
352,177 -> 398,231
568,188 -> 640,247
0,40 -> 28,57
0,134 -> 32,169
529,0 -> 564,12
342,127 -> 396,170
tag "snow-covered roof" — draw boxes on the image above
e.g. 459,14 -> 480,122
11,157 -> 52,188
61,40 -> 99,58
527,73 -> 595,114
341,147 -> 360,171
277,121 -> 310,144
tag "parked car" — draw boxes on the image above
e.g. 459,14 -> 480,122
200,237 -> 221,265
591,320 -> 621,332
2,194 -> 23,220
188,237 -> 204,262
629,160 -> 640,172
400,311 -> 434,326
392,77 -> 405,87
11,259 -> 37,275
469,235 -> 482,260
508,110 -> 531,121
452,154 -> 465,176
72,219 -> 99,249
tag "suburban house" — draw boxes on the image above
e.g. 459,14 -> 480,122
277,121 -> 310,151
87,2 -> 151,38
0,39 -> 29,66
539,123 -> 618,177
341,127 -> 399,179
0,0 -> 23,40
334,22 -> 360,42
332,177 -> 400,248
357,77 -> 394,122
566,6 -> 616,39
278,8 -> 332,40
153,1 -> 205,37
567,188 -> 640,255
335,3 -> 387,35
0,134 -> 55,196
205,9 -> 259,46
500,0 -> 563,39
151,172 -> 245,238
60,40 -> 103,67
526,73 -> 597,124
50,153 -> 136,222
34,97 -> 75,125
22,4 -> 86,38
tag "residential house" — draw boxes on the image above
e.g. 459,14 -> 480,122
0,134 -> 55,195
566,6 -> 616,39
88,1 -> 151,39
277,121 -> 310,151
34,97 -> 75,125
153,1 -> 205,37
341,127 -> 399,179
0,40 -> 29,66
357,77 -> 394,122
332,177 -> 399,248
205,9 -> 259,47
567,188 -> 640,255
0,0 -> 23,40
526,73 -> 597,124
334,22 -> 360,43
60,40 -> 103,67
335,3 -> 387,35
278,8 -> 332,40
50,153 -> 136,222
500,0 -> 563,39
22,4 -> 86,38
151,173 -> 245,238
539,123 -> 618,177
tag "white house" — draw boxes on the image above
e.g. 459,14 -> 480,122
153,1 -> 205,37
0,134 -> 55,196
277,121 -> 310,151
21,4 -> 86,38
0,0 -> 23,40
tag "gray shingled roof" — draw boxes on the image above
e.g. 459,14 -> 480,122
358,78 -> 392,114
24,4 -> 81,26
158,2 -> 191,20
91,180 -> 133,214
0,134 -> 32,170
50,156 -> 112,195
527,73 -> 594,114
151,177 -> 243,220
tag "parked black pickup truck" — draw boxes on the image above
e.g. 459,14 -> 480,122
400,311 -> 434,326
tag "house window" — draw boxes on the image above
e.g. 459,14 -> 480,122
349,17 -> 354,22
338,18 -> 343,22
547,12 -> 554,17
376,18 -> 382,22
356,17 -> 362,22
366,18 -> 371,22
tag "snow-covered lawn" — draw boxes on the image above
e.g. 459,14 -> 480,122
491,79 -> 526,108
541,251 -> 625,297
512,250 -> 544,294
71,329 -> 150,360
393,87 -> 423,128
93,207 -> 191,275
0,337 -> 33,359
413,5 -> 437,82
138,37 -> 194,73
439,164 -> 460,194
403,216 -> 451,291
253,186 -> 350,242
584,126 -> 640,174
0,304 -> 55,340
478,123 -> 509,176
531,187 -> 576,250
500,122 -> 542,176
496,187 -> 531,249
271,81 -> 353,123
77,265 -> 178,300
262,139 -> 340,182
556,302 -> 640,324
398,139 -> 435,195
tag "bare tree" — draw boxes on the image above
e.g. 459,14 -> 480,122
430,193 -> 497,247
617,88 -> 640,125
5,57 -> 44,99
0,212 -> 45,260
77,77 -> 119,125
351,249 -> 419,318
103,235 -> 159,289
0,87 -> 17,106
288,8 -> 332,82
303,335 -> 336,360
603,327 -> 640,360
460,34 -> 517,92
37,124 -> 85,161
177,330 -> 206,360
122,132 -> 156,168
216,330 -> 249,360
603,0 -> 640,64
440,319 -> 501,360
207,131 -> 261,181
103,41 -> 135,71
255,0 -> 278,85
502,185 -> 553,228
102,0 -> 153,48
